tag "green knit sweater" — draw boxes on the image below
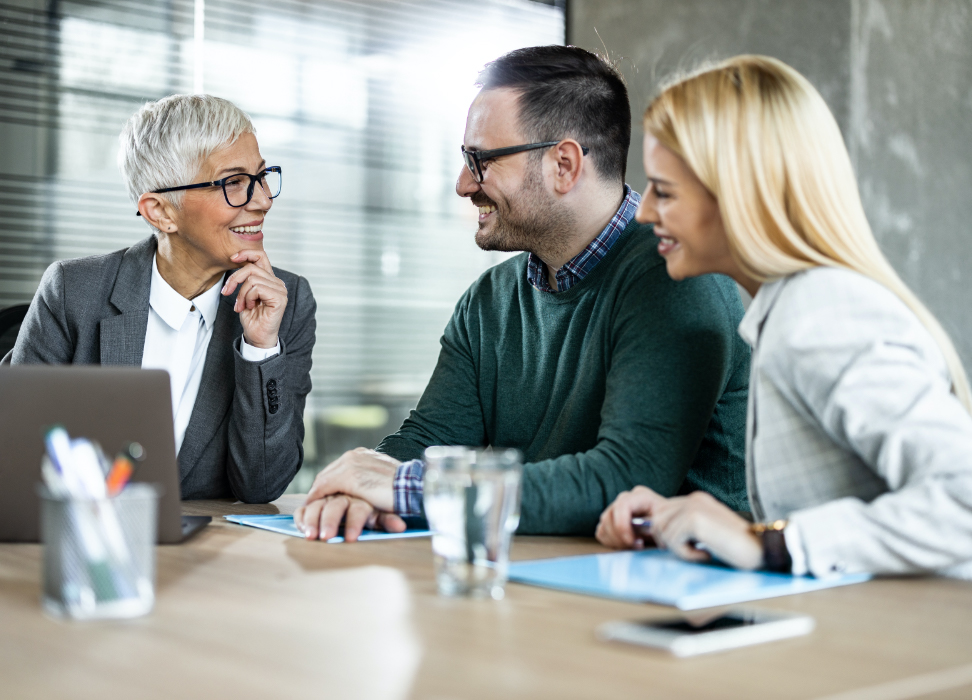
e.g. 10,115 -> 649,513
378,220 -> 750,535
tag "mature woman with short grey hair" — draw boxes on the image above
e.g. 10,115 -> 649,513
6,94 -> 316,503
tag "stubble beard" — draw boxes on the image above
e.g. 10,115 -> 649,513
473,167 -> 575,261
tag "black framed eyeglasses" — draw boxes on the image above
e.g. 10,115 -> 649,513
136,166 -> 282,215
461,142 -> 589,183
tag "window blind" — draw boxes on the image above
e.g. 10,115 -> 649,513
0,0 -> 564,470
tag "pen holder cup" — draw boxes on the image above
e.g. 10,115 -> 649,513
38,483 -> 160,620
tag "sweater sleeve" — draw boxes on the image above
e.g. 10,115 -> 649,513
517,273 -> 743,535
377,291 -> 487,461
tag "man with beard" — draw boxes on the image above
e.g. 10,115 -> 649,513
294,46 -> 750,539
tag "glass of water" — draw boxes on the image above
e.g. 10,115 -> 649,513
423,446 -> 522,600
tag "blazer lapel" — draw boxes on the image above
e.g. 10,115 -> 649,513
101,236 -> 156,366
177,282 -> 241,480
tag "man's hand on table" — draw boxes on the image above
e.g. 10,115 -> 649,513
294,494 -> 406,542
293,448 -> 404,542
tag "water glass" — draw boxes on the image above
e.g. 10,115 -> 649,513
39,483 -> 159,620
423,446 -> 521,600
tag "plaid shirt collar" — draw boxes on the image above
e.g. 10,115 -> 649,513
526,185 -> 640,293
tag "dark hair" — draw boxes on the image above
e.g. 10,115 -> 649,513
477,45 -> 630,183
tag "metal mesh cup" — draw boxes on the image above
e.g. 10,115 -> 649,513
38,483 -> 159,620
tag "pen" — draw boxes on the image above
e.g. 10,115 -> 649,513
631,516 -> 652,538
44,426 -> 74,475
41,456 -> 69,497
630,516 -> 708,551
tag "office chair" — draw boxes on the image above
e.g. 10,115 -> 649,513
0,304 -> 29,360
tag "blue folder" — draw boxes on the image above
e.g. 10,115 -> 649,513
224,514 -> 432,543
508,550 -> 870,610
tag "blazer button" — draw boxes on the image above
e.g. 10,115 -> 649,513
267,379 -> 277,389
269,404 -> 278,414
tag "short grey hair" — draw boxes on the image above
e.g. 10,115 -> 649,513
118,94 -> 255,220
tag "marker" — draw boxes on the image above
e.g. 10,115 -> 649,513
105,442 -> 144,496
69,438 -> 108,498
105,458 -> 133,497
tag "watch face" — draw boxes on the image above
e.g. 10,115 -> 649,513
751,519 -> 787,534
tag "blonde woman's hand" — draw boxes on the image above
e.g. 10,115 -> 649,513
648,491 -> 763,569
597,487 -> 763,570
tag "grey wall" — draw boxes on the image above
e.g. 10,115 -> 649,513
570,0 -> 972,368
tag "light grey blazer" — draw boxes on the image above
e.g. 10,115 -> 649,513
3,235 -> 316,503
740,267 -> 972,579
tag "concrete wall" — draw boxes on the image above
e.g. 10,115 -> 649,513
570,0 -> 972,368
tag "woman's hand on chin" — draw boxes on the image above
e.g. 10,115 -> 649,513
221,249 -> 288,348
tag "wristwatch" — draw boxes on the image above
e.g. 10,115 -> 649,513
751,519 -> 792,573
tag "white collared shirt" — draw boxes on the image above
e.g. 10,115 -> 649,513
142,255 -> 279,454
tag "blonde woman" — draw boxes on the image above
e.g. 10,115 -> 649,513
596,55 -> 972,578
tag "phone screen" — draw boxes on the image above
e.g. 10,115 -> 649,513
640,613 -> 757,634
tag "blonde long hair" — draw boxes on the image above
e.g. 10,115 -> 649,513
644,55 -> 972,412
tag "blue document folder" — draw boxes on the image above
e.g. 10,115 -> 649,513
224,514 -> 432,543
508,550 -> 870,610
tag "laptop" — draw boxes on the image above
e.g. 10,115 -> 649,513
0,365 -> 210,543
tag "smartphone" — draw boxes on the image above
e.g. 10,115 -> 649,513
596,608 -> 814,657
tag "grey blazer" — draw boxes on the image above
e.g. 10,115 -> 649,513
740,267 -> 972,579
4,235 -> 316,503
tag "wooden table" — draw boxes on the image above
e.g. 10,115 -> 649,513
2,497 -> 972,700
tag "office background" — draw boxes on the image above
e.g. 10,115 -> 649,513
0,0 -> 564,490
1,0 -> 970,490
